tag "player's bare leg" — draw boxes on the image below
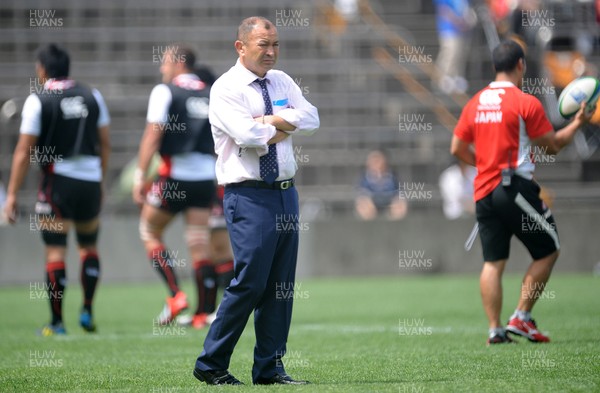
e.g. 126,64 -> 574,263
184,208 -> 210,262
74,218 -> 101,332
506,251 -> 558,343
388,197 -> 407,220
45,244 -> 68,264
480,259 -> 506,329
139,204 -> 186,324
480,259 -> 513,344
40,218 -> 71,336
140,204 -> 174,255
517,251 -> 559,311
355,195 -> 377,220
210,229 -> 231,266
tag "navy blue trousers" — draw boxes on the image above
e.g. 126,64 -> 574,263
195,185 -> 299,382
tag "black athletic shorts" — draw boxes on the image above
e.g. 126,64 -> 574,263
475,176 -> 560,262
145,176 -> 216,214
37,173 -> 101,221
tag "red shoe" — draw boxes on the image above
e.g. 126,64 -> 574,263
157,291 -> 188,325
506,317 -> 550,343
191,313 -> 208,329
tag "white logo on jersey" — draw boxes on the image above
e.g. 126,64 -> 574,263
475,111 -> 503,123
60,96 -> 88,119
478,89 -> 505,107
186,97 -> 209,119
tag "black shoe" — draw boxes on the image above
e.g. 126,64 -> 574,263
487,333 -> 515,346
254,373 -> 310,385
193,367 -> 243,385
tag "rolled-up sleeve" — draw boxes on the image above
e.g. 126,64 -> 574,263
209,83 -> 277,154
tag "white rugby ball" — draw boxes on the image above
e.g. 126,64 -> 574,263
557,76 -> 600,119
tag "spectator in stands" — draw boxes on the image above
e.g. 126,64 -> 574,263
434,0 -> 476,94
355,149 -> 407,220
439,160 -> 476,220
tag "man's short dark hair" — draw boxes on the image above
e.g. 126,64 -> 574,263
36,44 -> 70,78
237,16 -> 274,42
492,40 -> 525,73
170,44 -> 196,71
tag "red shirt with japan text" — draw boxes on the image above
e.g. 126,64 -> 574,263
454,81 -> 553,201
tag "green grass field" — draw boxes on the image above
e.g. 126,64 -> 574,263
0,274 -> 599,392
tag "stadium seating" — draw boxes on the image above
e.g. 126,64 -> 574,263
1,0 -> 599,216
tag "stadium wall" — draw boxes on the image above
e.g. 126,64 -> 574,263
0,210 -> 598,285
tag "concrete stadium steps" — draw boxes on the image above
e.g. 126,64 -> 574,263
0,58 -> 391,84
1,0 -> 599,216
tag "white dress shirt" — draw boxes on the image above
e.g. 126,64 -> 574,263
146,73 -> 216,181
209,59 -> 319,185
20,79 -> 110,182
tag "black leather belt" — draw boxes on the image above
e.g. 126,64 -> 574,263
226,178 -> 295,190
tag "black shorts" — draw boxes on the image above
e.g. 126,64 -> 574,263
37,173 -> 101,221
145,176 -> 216,214
475,176 -> 560,262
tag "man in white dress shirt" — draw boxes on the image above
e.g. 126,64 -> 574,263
193,16 -> 319,385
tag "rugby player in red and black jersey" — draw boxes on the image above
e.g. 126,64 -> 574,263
178,67 -> 235,330
133,46 -> 231,328
451,40 -> 596,345
4,44 -> 110,335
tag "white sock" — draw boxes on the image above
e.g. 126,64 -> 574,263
489,327 -> 505,337
511,309 -> 531,321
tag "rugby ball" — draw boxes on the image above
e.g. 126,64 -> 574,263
557,76 -> 600,119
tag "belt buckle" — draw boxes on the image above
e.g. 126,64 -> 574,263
280,180 -> 291,190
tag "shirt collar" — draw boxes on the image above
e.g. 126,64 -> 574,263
173,73 -> 199,81
172,73 -> 206,90
44,78 -> 75,90
489,81 -> 516,88
234,59 -> 270,86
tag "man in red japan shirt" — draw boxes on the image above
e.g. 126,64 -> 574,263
451,40 -> 595,345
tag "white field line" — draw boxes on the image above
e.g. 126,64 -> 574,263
31,324 -> 485,342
